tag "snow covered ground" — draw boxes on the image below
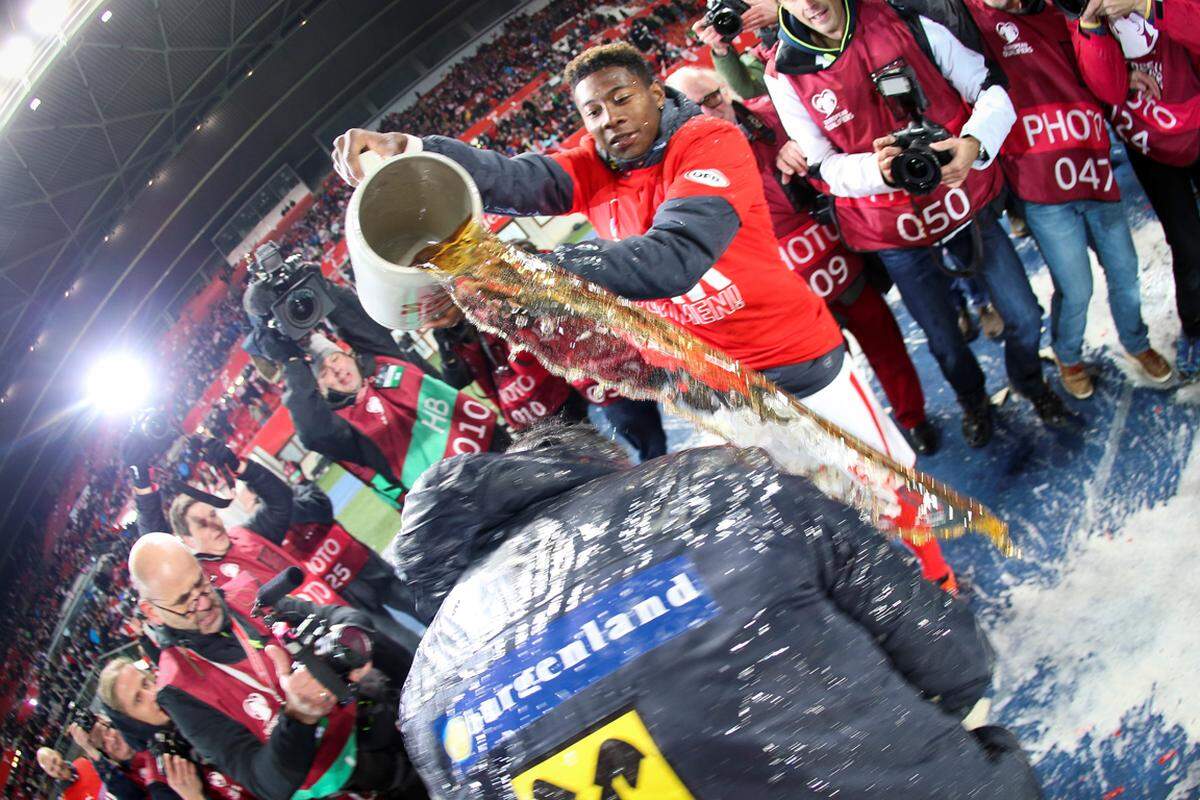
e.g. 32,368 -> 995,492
595,141 -> 1200,798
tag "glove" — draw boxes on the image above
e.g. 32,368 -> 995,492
121,428 -> 154,489
199,438 -> 240,473
252,325 -> 305,364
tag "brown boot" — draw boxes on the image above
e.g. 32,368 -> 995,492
1056,359 -> 1094,399
1132,348 -> 1173,384
979,304 -> 1005,339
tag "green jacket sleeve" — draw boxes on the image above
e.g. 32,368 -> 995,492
713,48 -> 768,99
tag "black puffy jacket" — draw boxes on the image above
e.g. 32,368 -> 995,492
394,442 -> 1042,799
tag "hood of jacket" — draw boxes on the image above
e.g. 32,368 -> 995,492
597,87 -> 704,172
388,429 -> 632,622
774,0 -> 859,75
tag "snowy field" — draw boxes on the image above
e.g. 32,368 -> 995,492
594,141 -> 1200,798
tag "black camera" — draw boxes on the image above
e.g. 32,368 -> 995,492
704,0 -> 750,41
149,728 -> 190,773
254,568 -> 373,704
873,62 -> 954,196
133,408 -> 174,447
71,706 -> 98,731
243,241 -> 336,340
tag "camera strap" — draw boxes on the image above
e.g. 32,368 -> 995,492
172,481 -> 235,509
227,616 -> 285,704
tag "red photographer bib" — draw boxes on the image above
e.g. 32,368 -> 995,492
336,356 -> 497,501
769,0 -> 1002,251
201,527 -> 348,607
967,1 -> 1119,202
776,214 -> 865,301
283,521 -> 372,595
1108,16 -> 1200,166
739,96 -> 866,301
157,615 -> 357,799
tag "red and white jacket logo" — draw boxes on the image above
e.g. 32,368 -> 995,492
243,692 -> 272,723
996,21 -> 1034,56
811,89 -> 838,117
644,266 -> 746,326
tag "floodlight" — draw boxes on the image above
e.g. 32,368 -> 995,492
86,353 -> 151,414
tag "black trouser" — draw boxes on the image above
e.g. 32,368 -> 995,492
1126,148 -> 1200,338
602,398 -> 667,462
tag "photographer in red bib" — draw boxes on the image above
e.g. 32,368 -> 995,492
1069,0 -> 1200,378
666,66 -> 961,592
128,533 -> 427,800
764,0 -> 1072,447
250,277 -> 504,512
963,0 -> 1173,397
126,433 -> 423,657
332,42 -> 918,472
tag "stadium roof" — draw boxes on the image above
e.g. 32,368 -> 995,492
0,0 -> 517,556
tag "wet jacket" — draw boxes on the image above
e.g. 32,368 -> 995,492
394,444 -> 1042,799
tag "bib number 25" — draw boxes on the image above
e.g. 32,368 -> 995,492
896,187 -> 971,243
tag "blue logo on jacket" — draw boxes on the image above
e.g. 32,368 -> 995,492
435,556 -> 719,776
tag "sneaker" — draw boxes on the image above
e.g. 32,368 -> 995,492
1179,335 -> 1200,380
905,420 -> 941,455
979,304 -> 1005,339
1031,389 -> 1071,428
960,395 -> 993,448
1131,348 -> 1173,384
1056,359 -> 1094,399
958,307 -> 980,342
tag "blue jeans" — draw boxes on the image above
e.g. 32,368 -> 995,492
877,209 -> 1047,402
1024,199 -> 1150,365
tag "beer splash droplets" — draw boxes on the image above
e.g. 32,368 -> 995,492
416,219 -> 1014,555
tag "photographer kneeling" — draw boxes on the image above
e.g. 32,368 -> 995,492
128,533 -> 426,800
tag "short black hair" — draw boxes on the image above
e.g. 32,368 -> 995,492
563,42 -> 655,89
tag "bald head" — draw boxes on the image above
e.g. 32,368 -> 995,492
131,533 -> 224,634
130,532 -> 197,595
666,67 -> 737,124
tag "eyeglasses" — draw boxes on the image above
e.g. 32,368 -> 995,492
699,88 -> 725,109
146,572 -> 214,619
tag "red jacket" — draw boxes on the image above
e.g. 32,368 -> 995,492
549,113 -> 843,370
1072,13 -> 1200,164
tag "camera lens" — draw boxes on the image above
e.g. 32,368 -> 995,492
893,149 -> 942,196
710,8 -> 743,36
315,624 -> 373,676
285,287 -> 319,326
139,411 -> 172,443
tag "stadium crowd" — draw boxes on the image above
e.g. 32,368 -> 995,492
6,0 -> 1200,795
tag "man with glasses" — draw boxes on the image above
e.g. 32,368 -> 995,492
128,434 -> 424,653
129,533 -> 428,800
